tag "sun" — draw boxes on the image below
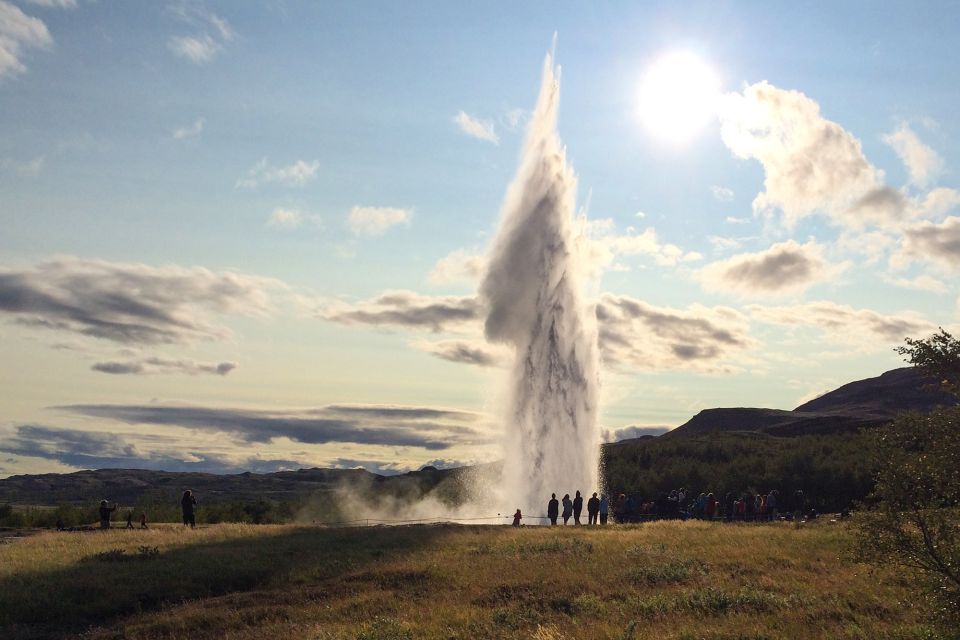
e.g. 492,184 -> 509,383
637,51 -> 721,144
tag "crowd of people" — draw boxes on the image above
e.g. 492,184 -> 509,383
510,488 -> 822,526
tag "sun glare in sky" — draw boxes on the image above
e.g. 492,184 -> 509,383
637,51 -> 721,144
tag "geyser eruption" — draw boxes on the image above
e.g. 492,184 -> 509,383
481,52 -> 601,515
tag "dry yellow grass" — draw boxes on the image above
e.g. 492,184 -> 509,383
0,520 -> 941,639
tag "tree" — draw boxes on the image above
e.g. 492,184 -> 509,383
855,330 -> 960,625
896,327 -> 960,398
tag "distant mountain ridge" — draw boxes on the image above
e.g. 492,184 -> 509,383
664,367 -> 956,439
1,368 -> 955,507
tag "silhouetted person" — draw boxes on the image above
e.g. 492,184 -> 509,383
512,509 -> 522,527
599,494 -> 609,525
125,510 -> 134,529
573,490 -> 583,525
561,494 -> 572,525
181,489 -> 197,528
139,512 -> 148,529
547,493 -> 559,525
55,518 -> 65,531
587,492 -> 600,525
98,500 -> 117,529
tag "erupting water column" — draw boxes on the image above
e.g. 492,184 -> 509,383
481,52 -> 601,516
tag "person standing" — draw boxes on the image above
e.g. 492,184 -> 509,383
98,500 -> 117,529
512,509 -> 522,527
599,494 -> 609,525
587,492 -> 600,525
125,510 -> 134,529
572,490 -> 583,525
547,493 -> 559,526
561,494 -> 573,525
181,489 -> 198,528
139,512 -> 148,529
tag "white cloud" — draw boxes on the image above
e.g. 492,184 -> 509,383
1,155 -> 44,177
707,235 -> 746,253
172,117 -> 205,140
914,187 -> 960,220
725,216 -> 751,225
347,205 -> 411,236
168,35 -> 220,64
0,1 -> 51,80
427,249 -> 485,285
711,185 -> 735,202
747,301 -> 935,347
167,5 -> 234,65
236,158 -> 320,189
267,207 -> 302,229
699,240 -> 841,296
453,111 -> 499,144
501,108 -> 529,131
886,274 -> 948,294
24,0 -> 76,7
583,219 -> 702,276
882,122 -> 943,187
892,216 -> 960,270
718,81 -> 899,229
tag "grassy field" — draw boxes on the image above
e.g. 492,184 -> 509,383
0,520 -> 943,640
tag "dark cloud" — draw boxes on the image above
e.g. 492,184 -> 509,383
0,425 -> 302,474
0,257 -> 281,345
895,216 -> 960,270
596,294 -> 753,372
91,357 -> 236,376
413,339 -> 506,367
700,240 -> 832,295
321,290 -> 480,332
55,403 -> 491,450
602,425 -> 671,442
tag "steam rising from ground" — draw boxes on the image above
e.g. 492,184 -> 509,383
480,53 -> 601,516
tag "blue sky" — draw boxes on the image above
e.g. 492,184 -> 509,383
1,0 -> 958,477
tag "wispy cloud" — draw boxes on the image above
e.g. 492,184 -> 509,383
267,207 -> 302,229
321,290 -> 480,333
167,3 -> 234,65
0,1 -> 51,80
55,403 -> 492,450
885,274 -> 948,294
347,205 -> 411,236
0,256 -> 283,345
410,338 -> 508,368
747,301 -> 935,345
92,357 -> 236,376
172,117 -> 204,140
236,158 -> 320,189
427,249 -> 485,285
883,122 -> 943,188
453,111 -> 499,144
711,185 -> 735,202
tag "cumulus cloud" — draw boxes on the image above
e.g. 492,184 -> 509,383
699,240 -> 840,296
346,205 -> 412,236
0,425 -> 303,473
747,301 -> 935,345
172,117 -> 204,140
711,185 -> 735,202
0,256 -> 282,345
321,290 -> 480,333
453,111 -> 499,144
583,220 -> 702,276
719,81 -> 897,228
883,122 -> 943,187
0,1 -> 51,80
602,425 -> 671,442
236,158 -> 320,189
427,249 -> 485,285
92,357 -> 236,376
167,4 -> 234,64
892,216 -> 960,270
411,339 -> 509,368
56,403 -> 492,450
596,294 -> 754,372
